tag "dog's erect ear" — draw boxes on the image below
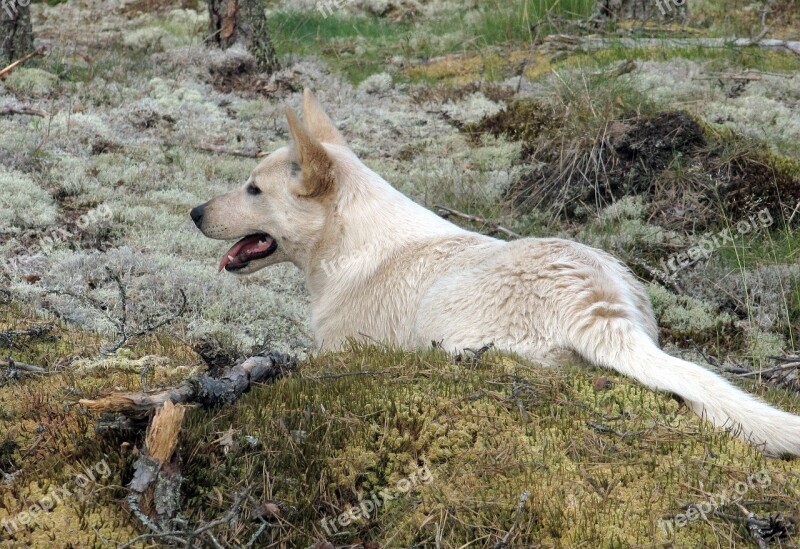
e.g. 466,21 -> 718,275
285,106 -> 336,199
302,89 -> 347,146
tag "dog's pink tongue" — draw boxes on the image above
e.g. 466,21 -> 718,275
218,235 -> 273,272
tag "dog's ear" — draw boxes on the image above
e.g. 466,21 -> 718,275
302,89 -> 347,146
285,106 -> 336,199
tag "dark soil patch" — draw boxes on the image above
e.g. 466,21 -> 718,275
208,53 -> 299,97
469,100 -> 800,231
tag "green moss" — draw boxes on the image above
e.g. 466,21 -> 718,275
2,303 -> 800,546
648,283 -> 734,335
177,344 -> 799,546
4,68 -> 58,96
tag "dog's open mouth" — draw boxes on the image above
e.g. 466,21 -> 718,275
218,234 -> 277,272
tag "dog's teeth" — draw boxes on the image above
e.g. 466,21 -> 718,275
228,255 -> 235,261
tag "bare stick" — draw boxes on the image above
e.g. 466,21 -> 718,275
543,35 -> 800,56
193,144 -> 268,158
0,323 -> 53,347
0,46 -> 46,79
0,358 -> 47,374
436,205 -> 522,239
0,105 -> 48,117
737,361 -> 800,378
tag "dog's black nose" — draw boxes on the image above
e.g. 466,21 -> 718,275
190,204 -> 205,228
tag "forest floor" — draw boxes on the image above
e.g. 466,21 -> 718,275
1,0 -> 800,546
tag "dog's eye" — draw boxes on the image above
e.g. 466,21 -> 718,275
246,183 -> 262,196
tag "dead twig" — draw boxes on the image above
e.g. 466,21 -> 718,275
625,256 -> 683,295
310,369 -> 391,380
0,358 -> 47,374
192,143 -> 268,158
543,35 -> 800,56
48,269 -> 188,356
119,487 -> 252,549
592,60 -> 636,78
494,491 -> 530,549
436,205 -> 522,239
736,361 -> 800,378
0,46 -> 46,79
0,105 -> 48,117
0,323 -> 53,347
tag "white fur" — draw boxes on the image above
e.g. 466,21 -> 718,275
195,90 -> 800,457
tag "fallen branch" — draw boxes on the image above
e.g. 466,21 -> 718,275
736,360 -> 800,378
0,105 -> 48,117
0,46 -> 47,79
625,256 -> 683,295
79,352 -> 296,415
192,143 -> 268,158
436,205 -> 522,239
103,352 -> 293,547
592,59 -> 636,78
543,35 -> 800,56
0,323 -> 53,347
0,358 -> 47,374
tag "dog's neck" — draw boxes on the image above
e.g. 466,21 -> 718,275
303,158 -> 465,298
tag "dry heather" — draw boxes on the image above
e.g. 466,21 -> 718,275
1,0 -> 800,546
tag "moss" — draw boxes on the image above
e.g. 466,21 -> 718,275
0,168 -> 58,232
4,68 -> 58,96
173,343 -> 800,546
2,301 -> 800,546
648,282 -> 734,336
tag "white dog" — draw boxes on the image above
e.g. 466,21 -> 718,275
191,89 -> 800,457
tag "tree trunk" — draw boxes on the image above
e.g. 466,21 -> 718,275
595,0 -> 687,22
207,0 -> 280,74
0,0 -> 34,67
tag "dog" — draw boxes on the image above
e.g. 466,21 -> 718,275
191,89 -> 800,457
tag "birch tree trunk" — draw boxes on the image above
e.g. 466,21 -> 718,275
207,0 -> 280,74
0,0 -> 34,67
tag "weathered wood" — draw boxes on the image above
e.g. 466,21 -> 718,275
0,104 -> 47,116
544,35 -> 800,56
0,358 -> 46,374
207,0 -> 280,73
0,322 -> 53,347
79,352 -> 296,415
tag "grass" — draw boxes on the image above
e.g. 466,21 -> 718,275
269,0 -> 595,83
269,0 -> 800,85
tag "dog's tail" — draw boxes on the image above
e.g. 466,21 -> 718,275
573,322 -> 800,457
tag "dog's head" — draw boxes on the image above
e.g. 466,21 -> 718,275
190,89 -> 349,275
